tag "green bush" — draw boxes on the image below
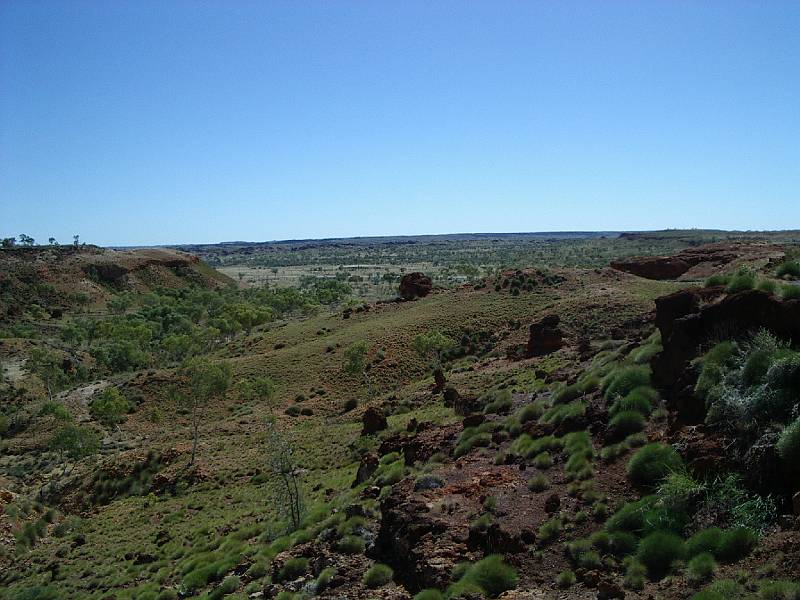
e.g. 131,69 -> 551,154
315,567 -> 336,593
687,552 -> 716,584
556,570 -> 576,588
608,410 -> 646,439
694,341 -> 737,400
454,427 -> 492,458
552,383 -> 581,405
537,517 -> 561,545
776,417 -> 800,484
690,580 -> 746,600
726,269 -> 756,293
517,402 -> 543,423
705,273 -> 731,287
757,279 -> 778,294
458,555 -> 517,598
781,284 -> 800,300
626,443 -> 683,489
716,527 -> 757,562
277,557 -> 308,582
604,366 -> 651,400
414,590 -> 444,600
532,452 -> 552,469
623,557 -> 647,590
336,535 -> 365,554
90,388 -> 131,427
686,527 -> 723,558
539,400 -> 585,426
482,390 -> 513,414
609,387 -> 655,417
528,474 -> 549,492
636,531 -> 685,579
363,563 -> 394,588
758,580 -> 800,600
776,261 -> 800,279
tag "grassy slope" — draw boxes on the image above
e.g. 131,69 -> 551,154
2,269 -> 681,598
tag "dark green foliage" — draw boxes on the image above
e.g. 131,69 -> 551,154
556,570 -> 576,588
90,387 -> 131,427
608,410 -> 646,439
336,535 -> 365,554
623,558 -> 646,590
626,443 -> 683,489
776,261 -> 800,279
758,580 -> 800,600
482,390 -> 513,414
277,557 -> 309,582
363,563 -> 393,588
537,517 -> 562,544
777,417 -> 800,484
609,387 -> 655,417
414,590 -> 444,600
705,273 -> 731,287
455,555 -> 518,598
532,451 -> 552,469
454,427 -> 492,458
552,383 -> 581,405
782,284 -> 800,299
690,580 -> 746,600
726,268 -> 756,293
528,474 -> 549,492
686,528 -> 723,558
603,366 -> 651,400
716,527 -> 757,562
636,531 -> 685,579
539,400 -> 585,426
687,552 -> 715,584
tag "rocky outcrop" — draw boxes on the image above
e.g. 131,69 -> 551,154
398,272 -> 432,300
652,287 -> 800,423
361,407 -> 388,435
611,242 -> 784,281
526,315 -> 563,357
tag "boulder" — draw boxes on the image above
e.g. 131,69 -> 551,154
352,454 -> 379,487
399,272 -> 433,300
526,315 -> 563,357
361,407 -> 388,435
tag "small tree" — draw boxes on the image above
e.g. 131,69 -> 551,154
180,357 -> 233,465
48,237 -> 59,246
412,330 -> 456,392
73,234 -> 80,247
90,388 -> 131,427
28,348 -> 68,401
49,424 -> 100,475
265,418 -> 304,530
19,233 -> 35,246
1,237 -> 15,248
343,341 -> 372,396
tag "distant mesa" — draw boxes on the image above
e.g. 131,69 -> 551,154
610,242 -> 784,280
398,272 -> 433,300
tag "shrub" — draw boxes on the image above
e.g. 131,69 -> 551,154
315,567 -> 336,593
686,527 -> 723,558
716,527 -> 757,562
690,580 -> 746,600
694,341 -> 737,400
609,387 -> 655,417
608,410 -> 646,440
537,517 -> 561,545
626,443 -> 683,489
781,284 -> 800,300
459,555 -> 518,598
608,531 -> 638,556
483,390 -> 513,414
532,452 -> 552,469
687,552 -> 716,584
336,535 -> 365,554
454,427 -> 492,458
758,580 -> 800,600
776,261 -> 800,279
517,402 -> 544,423
208,576 -> 240,600
604,366 -> 651,400
623,557 -> 647,590
757,280 -> 778,294
556,570 -> 576,588
363,563 -> 393,588
705,273 -> 730,287
776,417 -> 800,483
636,531 -> 685,579
414,590 -> 444,600
528,474 -> 549,492
277,557 -> 308,582
726,269 -> 756,293
90,388 -> 131,427
552,383 -> 581,405
540,401 -> 585,426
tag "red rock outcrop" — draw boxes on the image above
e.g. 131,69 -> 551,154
526,315 -> 563,357
398,272 -> 432,300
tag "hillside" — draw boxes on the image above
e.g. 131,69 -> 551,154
1,240 -> 799,600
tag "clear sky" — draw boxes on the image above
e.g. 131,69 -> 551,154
1,1 -> 799,246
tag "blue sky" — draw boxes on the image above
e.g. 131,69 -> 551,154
1,1 -> 799,246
